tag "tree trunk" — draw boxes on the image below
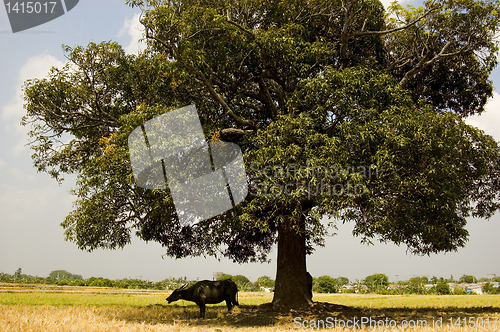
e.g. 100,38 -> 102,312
272,215 -> 313,309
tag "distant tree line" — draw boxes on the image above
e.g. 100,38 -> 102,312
309,274 -> 500,295
0,268 -> 188,290
217,274 -> 275,292
1,269 -> 499,294
358,274 -> 500,295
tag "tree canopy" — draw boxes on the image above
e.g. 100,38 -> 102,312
48,270 -> 83,281
363,273 -> 390,292
22,0 -> 500,308
313,275 -> 349,293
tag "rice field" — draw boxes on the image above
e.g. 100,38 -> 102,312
1,283 -> 499,331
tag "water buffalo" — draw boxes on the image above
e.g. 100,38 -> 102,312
166,279 -> 239,318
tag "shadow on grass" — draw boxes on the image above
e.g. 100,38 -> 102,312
108,301 -> 500,328
110,303 -> 281,327
364,306 -> 500,323
109,302 -> 370,327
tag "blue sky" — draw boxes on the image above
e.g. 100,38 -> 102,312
0,0 -> 500,283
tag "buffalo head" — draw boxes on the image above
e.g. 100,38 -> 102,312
166,283 -> 188,303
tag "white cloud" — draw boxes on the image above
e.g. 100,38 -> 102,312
466,91 -> 500,141
11,139 -> 29,156
119,13 -> 146,55
380,0 -> 395,9
2,53 -> 64,120
0,183 -> 74,238
380,0 -> 412,9
1,53 -> 65,156
8,167 -> 36,182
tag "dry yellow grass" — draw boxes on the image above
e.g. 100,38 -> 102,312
0,305 -> 288,332
1,304 -> 500,331
1,284 -> 500,331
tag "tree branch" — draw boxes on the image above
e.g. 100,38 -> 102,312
145,27 -> 255,128
399,41 -> 471,88
258,77 -> 279,119
184,62 -> 255,127
226,17 -> 270,70
220,128 -> 254,136
341,3 -> 438,67
340,0 -> 359,68
352,6 -> 438,37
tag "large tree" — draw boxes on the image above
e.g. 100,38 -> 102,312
22,0 -> 500,309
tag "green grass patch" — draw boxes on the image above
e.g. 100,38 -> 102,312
313,294 -> 500,309
0,292 -> 166,307
2,289 -> 499,312
0,291 -> 272,307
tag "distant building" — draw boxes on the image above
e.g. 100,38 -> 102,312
455,283 -> 487,295
487,274 -> 496,280
213,272 -> 224,281
466,284 -> 484,295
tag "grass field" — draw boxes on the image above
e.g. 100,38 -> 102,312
1,283 -> 500,331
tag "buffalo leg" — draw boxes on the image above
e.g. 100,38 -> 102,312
199,303 -> 206,318
225,299 -> 233,312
